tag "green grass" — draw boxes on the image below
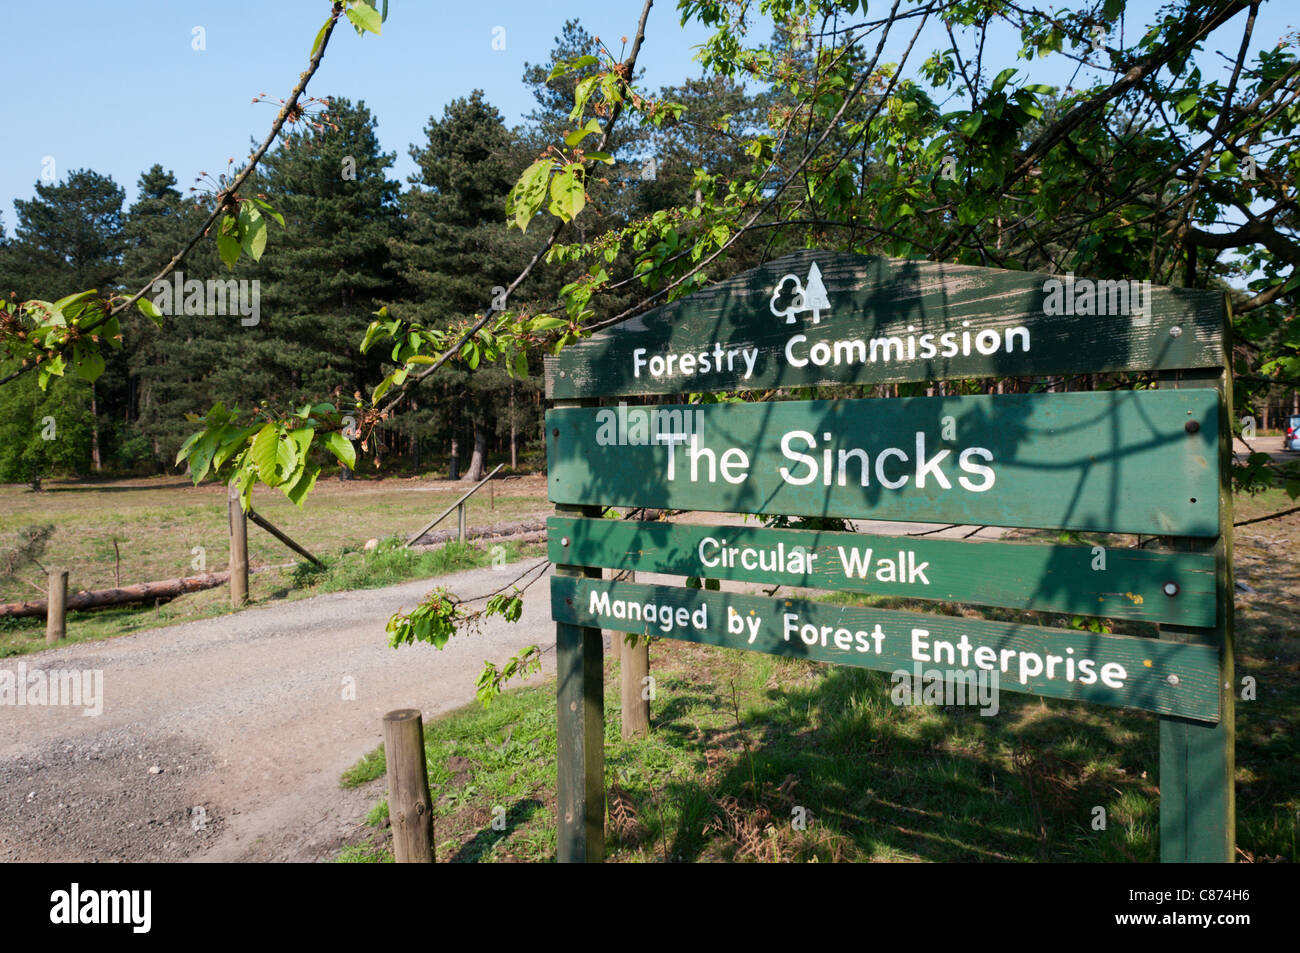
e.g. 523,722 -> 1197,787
336,643 -> 1169,862
339,626 -> 1298,862
0,537 -> 543,656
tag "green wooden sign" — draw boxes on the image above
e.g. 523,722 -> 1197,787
548,389 -> 1220,536
547,516 -> 1218,627
545,251 -> 1227,399
547,250 -> 1234,865
552,576 -> 1221,722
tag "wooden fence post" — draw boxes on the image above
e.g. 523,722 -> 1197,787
383,709 -> 434,863
45,568 -> 68,644
457,502 -> 466,542
228,482 -> 248,607
619,570 -> 651,740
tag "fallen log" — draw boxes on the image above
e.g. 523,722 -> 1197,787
408,518 -> 547,548
0,571 -> 232,619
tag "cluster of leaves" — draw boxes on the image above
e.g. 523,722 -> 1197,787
386,583 -> 533,704
360,305 -> 567,407
1,291 -> 129,391
476,642 -> 542,707
214,197 -> 285,269
174,400 -> 357,509
386,586 -> 466,649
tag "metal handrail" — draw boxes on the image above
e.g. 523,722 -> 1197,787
405,463 -> 505,546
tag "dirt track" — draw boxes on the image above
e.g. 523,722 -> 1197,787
0,561 -> 556,862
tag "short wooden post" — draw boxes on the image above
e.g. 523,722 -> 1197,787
607,570 -> 625,662
228,482 -> 248,607
45,568 -> 68,644
383,709 -> 434,863
457,501 -> 466,542
621,632 -> 651,741
618,569 -> 651,740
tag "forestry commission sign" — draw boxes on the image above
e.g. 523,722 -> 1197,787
545,250 -> 1234,865
546,251 -> 1225,399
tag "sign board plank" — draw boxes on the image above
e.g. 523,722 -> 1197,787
546,251 -> 1227,399
552,576 -> 1220,722
547,389 -> 1220,536
548,517 -> 1218,627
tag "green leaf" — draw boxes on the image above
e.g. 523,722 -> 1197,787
371,373 -> 395,404
217,227 -> 241,269
285,462 -> 321,507
175,429 -> 205,466
564,117 -> 603,147
239,205 -> 268,261
136,296 -> 164,327
507,158 -> 552,232
548,167 -> 586,222
323,431 -> 357,470
571,75 -> 600,120
310,16 -> 331,57
251,424 -> 281,484
52,290 -> 98,319
345,1 -> 382,35
71,345 -> 105,382
281,427 -> 314,486
214,424 -> 261,471
188,429 -> 223,485
36,354 -> 66,391
360,319 -> 391,354
250,197 -> 286,228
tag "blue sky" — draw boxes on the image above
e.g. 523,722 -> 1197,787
0,0 -> 726,220
2,1 -> 1294,230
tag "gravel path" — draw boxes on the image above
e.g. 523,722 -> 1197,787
0,561 -> 556,863
0,514 -> 1012,863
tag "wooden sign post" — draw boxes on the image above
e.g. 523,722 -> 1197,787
545,251 -> 1234,863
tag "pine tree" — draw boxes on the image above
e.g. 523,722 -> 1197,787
3,169 -> 127,473
7,169 -> 125,299
392,91 -> 543,480
121,164 -> 229,469
237,97 -> 402,411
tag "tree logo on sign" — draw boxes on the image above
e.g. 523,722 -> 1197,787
770,261 -> 831,325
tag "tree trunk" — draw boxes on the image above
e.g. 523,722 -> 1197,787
509,384 -> 518,470
464,427 -> 487,482
448,434 -> 460,481
410,398 -> 420,470
90,385 -> 102,473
